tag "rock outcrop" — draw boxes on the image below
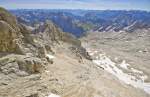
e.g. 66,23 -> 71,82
0,7 -> 23,53
0,7 -> 53,76
0,7 -> 89,76
0,54 -> 45,76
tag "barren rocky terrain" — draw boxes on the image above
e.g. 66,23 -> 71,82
0,7 -> 150,97
81,30 -> 150,95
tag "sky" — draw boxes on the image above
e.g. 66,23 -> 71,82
0,0 -> 150,11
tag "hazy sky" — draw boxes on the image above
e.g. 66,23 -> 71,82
0,0 -> 150,11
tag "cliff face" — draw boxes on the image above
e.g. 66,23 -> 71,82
0,7 -> 88,76
0,7 -> 23,53
33,20 -> 82,47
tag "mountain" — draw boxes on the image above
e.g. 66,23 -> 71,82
10,9 -> 150,37
0,7 -> 150,97
0,7 -> 91,96
0,7 -> 88,73
10,9 -> 85,37
86,10 -> 150,32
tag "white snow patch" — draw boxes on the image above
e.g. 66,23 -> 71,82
94,50 -> 98,53
138,50 -> 143,53
131,68 -> 143,74
46,54 -> 55,59
45,70 -> 50,73
119,60 -> 130,70
114,57 -> 119,61
47,93 -> 61,97
89,52 -> 95,56
90,50 -> 150,94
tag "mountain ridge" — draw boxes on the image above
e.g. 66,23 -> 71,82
0,7 -> 149,97
10,9 -> 150,37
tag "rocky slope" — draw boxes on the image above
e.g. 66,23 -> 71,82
0,7 -> 149,97
0,6 -> 87,75
81,29 -> 150,95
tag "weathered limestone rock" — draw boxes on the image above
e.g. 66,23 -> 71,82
0,7 -> 23,53
34,20 -> 62,43
0,55 -> 45,76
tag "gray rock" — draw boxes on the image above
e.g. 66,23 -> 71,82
0,55 -> 45,76
26,93 -> 39,97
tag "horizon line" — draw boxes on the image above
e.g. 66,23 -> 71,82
7,8 -> 150,12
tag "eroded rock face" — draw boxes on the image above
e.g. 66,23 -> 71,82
34,20 -> 62,43
0,7 -> 70,77
33,20 -> 82,47
0,54 -> 46,76
0,7 -> 23,53
0,7 -> 90,77
0,8 -> 57,77
0,7 -> 19,31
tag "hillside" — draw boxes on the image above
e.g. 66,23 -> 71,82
81,29 -> 150,95
0,7 -> 149,97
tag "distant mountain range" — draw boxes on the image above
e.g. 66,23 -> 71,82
1,7 -> 150,97
10,9 -> 150,37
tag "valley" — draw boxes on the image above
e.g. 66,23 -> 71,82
0,6 -> 150,97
